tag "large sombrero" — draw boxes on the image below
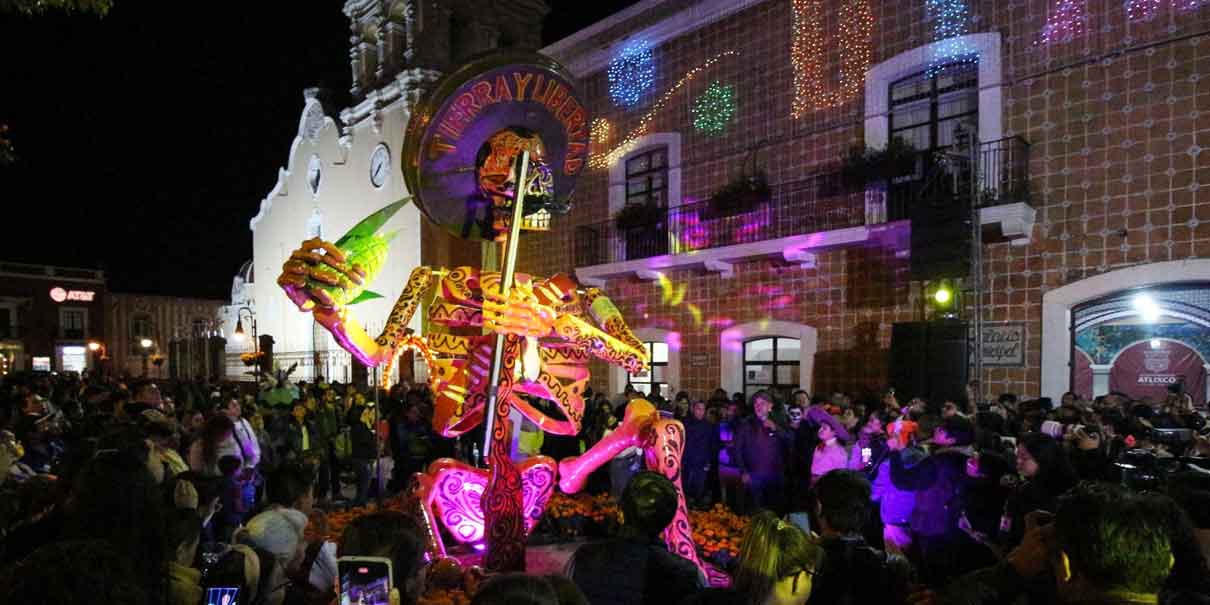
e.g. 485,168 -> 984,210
402,50 -> 588,241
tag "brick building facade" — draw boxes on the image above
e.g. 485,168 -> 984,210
515,0 -> 1210,403
0,262 -> 107,375
107,293 -> 226,378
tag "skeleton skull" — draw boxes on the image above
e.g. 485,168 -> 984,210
476,128 -> 558,238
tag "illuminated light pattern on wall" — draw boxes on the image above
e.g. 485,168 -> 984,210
590,118 -> 611,144
790,0 -> 874,117
1037,0 -> 1088,45
691,81 -> 736,135
590,50 -> 739,170
1174,0 -> 1210,11
925,0 -> 977,75
1124,0 -> 1162,20
607,41 -> 656,108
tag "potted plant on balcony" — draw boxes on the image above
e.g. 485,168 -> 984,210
840,136 -> 919,189
614,202 -> 667,259
705,170 -> 771,219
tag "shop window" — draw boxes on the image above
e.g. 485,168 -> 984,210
889,62 -> 978,152
630,341 -> 669,398
742,337 -> 800,401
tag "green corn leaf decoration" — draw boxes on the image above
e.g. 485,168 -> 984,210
316,199 -> 409,306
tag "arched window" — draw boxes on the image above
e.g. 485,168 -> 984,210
742,337 -> 800,401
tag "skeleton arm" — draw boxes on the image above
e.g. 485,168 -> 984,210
549,289 -> 649,375
278,246 -> 436,367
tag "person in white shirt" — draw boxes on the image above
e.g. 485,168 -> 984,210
223,398 -> 262,470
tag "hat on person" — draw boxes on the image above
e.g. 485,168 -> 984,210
235,509 -> 307,563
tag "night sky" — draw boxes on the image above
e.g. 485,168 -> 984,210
0,1 -> 637,300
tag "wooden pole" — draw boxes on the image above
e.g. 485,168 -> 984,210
479,150 -> 530,467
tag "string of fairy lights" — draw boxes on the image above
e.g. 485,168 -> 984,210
1037,0 -> 1204,46
790,0 -> 873,117
590,50 -> 739,170
590,117 -> 611,144
1037,0 -> 1087,45
607,41 -> 656,108
691,81 -> 736,136
925,0 -> 977,75
1125,0 -> 1163,21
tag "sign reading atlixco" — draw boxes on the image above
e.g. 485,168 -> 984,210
49,287 -> 95,303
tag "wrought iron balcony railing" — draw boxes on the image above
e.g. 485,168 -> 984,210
575,173 -> 907,267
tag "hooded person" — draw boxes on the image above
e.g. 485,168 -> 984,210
235,508 -> 309,575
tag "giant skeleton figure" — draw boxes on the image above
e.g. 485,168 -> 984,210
277,53 -> 702,573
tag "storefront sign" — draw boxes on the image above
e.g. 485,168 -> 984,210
690,353 -> 709,368
49,287 -> 95,303
982,323 -> 1025,367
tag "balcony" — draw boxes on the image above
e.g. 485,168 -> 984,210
574,173 -> 912,285
573,137 -> 1032,285
916,136 -> 1035,245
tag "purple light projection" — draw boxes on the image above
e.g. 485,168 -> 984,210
1124,0 -> 1162,21
1037,0 -> 1088,45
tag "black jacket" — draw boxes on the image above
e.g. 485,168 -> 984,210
732,417 -> 793,478
567,536 -> 704,605
345,406 -> 377,461
683,417 -> 720,468
808,535 -> 913,605
891,446 -> 971,537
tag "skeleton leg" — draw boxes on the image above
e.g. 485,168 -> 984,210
643,417 -> 705,574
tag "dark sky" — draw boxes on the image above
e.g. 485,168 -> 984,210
0,1 -> 637,300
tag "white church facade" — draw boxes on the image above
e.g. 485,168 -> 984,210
222,0 -> 548,383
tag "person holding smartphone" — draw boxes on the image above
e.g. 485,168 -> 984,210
339,511 -> 427,605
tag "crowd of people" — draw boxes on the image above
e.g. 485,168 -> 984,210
1,369 -> 1209,605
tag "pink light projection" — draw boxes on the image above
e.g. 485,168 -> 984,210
667,331 -> 683,352
1174,0 -> 1209,10
1037,0 -> 1087,45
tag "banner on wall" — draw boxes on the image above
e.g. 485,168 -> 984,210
1108,340 -> 1207,406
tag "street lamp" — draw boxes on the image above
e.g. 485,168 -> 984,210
234,307 -> 259,385
140,338 -> 154,377
87,341 -> 108,378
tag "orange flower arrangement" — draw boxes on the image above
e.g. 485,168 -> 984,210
545,491 -> 620,523
689,503 -> 749,560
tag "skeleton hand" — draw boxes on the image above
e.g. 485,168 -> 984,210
482,281 -> 556,338
277,238 -> 367,312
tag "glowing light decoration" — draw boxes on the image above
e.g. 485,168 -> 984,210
790,0 -> 874,117
591,50 -> 739,169
1125,0 -> 1162,20
1037,0 -> 1088,45
590,118 -> 611,144
1174,0 -> 1210,11
607,41 -> 656,108
925,0 -> 977,75
691,81 -> 736,135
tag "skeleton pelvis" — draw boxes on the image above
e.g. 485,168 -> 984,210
425,457 -> 557,545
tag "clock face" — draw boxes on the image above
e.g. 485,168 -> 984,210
307,155 -> 322,195
369,144 -> 390,189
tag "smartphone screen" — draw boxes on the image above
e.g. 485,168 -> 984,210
205,586 -> 240,605
339,558 -> 393,605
